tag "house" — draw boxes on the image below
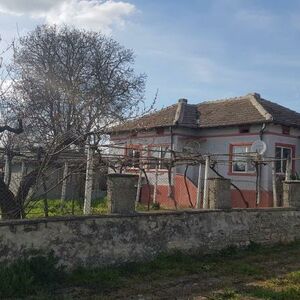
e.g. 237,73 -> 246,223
108,93 -> 300,208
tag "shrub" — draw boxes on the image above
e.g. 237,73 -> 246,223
0,251 -> 64,298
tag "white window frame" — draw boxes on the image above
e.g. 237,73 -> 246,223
275,145 -> 293,174
231,144 -> 255,174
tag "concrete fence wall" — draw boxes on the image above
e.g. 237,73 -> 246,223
1,208 -> 300,269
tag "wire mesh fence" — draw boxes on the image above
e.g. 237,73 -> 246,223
0,142 -> 298,219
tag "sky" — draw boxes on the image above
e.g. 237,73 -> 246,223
1,0 -> 300,111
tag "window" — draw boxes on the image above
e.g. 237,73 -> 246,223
155,127 -> 165,135
239,125 -> 250,134
282,126 -> 290,135
231,145 -> 255,174
148,145 -> 170,169
126,146 -> 141,168
275,145 -> 293,173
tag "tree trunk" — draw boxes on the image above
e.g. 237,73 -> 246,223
0,178 -> 21,219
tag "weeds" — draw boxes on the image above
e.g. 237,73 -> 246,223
0,251 -> 64,298
2,241 -> 300,298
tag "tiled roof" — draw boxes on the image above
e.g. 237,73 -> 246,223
109,93 -> 300,132
110,104 -> 178,132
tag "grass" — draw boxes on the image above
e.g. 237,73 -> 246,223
0,251 -> 64,298
3,241 -> 300,299
26,197 -> 109,218
25,198 -> 162,218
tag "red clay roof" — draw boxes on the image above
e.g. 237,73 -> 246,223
109,93 -> 300,133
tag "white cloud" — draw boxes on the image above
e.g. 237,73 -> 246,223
0,0 -> 62,15
0,0 -> 136,33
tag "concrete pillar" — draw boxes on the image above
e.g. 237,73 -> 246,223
283,181 -> 300,208
207,178 -> 232,209
107,174 -> 139,214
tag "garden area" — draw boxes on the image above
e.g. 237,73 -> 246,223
1,241 -> 300,299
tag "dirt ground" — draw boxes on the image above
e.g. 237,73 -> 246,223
43,242 -> 300,300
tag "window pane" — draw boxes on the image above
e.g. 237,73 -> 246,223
275,146 -> 292,173
133,150 -> 140,168
247,160 -> 255,172
232,145 -> 250,173
283,148 -> 291,159
160,146 -> 170,169
148,147 -> 160,169
233,161 -> 247,172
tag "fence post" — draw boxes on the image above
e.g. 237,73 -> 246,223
203,156 -> 210,209
61,161 -> 68,209
285,157 -> 292,181
196,163 -> 202,209
4,154 -> 9,185
83,146 -> 94,215
272,160 -> 278,207
153,163 -> 159,204
135,168 -> 143,204
255,154 -> 261,206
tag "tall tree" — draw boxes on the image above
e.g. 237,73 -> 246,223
0,25 -> 147,219
12,24 -> 146,146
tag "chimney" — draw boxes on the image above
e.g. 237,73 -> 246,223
178,98 -> 188,104
247,92 -> 261,100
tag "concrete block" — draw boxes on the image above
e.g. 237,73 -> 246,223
107,173 -> 139,214
283,180 -> 300,208
207,178 -> 232,209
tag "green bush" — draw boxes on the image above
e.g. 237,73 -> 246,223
0,251 -> 64,298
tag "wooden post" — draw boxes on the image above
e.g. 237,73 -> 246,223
203,156 -> 210,209
83,147 -> 94,215
272,160 -> 278,207
196,163 -> 202,209
255,155 -> 261,206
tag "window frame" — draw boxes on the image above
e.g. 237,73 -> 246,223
147,144 -> 171,170
125,144 -> 143,169
228,143 -> 256,176
275,143 -> 295,174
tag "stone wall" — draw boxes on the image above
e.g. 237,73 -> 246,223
0,208 -> 300,269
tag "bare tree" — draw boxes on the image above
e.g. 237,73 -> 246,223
12,24 -> 146,146
0,25 -> 148,219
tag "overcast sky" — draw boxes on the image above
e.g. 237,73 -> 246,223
1,0 -> 300,111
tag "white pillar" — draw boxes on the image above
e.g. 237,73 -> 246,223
196,163 -> 202,209
4,154 -> 9,185
203,156 -> 210,209
83,147 -> 94,215
272,160 -> 278,207
135,169 -> 143,204
153,164 -> 159,204
285,157 -> 292,181
255,155 -> 261,206
61,162 -> 68,203
21,160 -> 26,178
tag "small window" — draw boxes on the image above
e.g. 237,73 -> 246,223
231,145 -> 255,173
155,127 -> 164,135
148,146 -> 170,169
275,146 -> 292,173
282,126 -> 290,135
239,125 -> 250,134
